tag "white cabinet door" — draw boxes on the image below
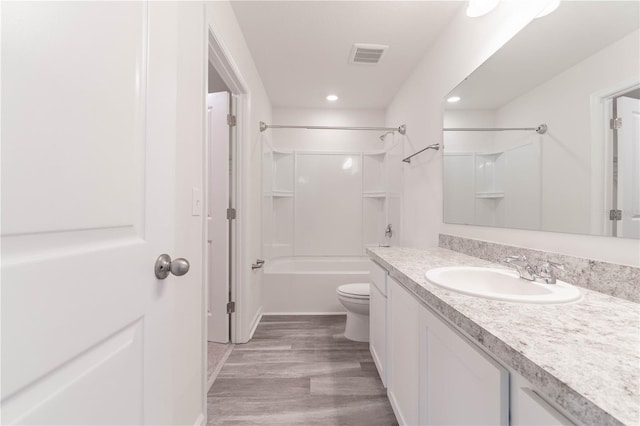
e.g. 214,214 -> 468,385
422,306 -> 509,426
388,277 -> 421,426
369,259 -> 388,296
1,3 -> 203,424
370,281 -> 387,387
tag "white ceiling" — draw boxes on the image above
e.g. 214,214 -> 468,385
231,1 -> 462,109
446,1 -> 640,110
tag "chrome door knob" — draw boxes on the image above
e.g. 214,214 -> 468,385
155,254 -> 190,279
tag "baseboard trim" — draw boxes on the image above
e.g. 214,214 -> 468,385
248,307 -> 263,340
387,390 -> 406,426
370,344 -> 386,388
194,413 -> 205,426
262,311 -> 347,316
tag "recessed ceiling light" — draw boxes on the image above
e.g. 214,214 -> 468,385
466,0 -> 500,18
326,94 -> 338,101
536,0 -> 560,18
447,96 -> 461,103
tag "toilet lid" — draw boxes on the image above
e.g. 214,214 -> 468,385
337,283 -> 370,299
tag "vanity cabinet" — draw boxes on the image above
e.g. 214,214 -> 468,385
369,260 -> 388,386
420,301 -> 508,425
379,267 -> 573,426
388,275 -> 421,425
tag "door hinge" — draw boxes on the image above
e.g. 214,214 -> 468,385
227,114 -> 237,127
609,209 -> 622,221
610,117 -> 622,130
226,301 -> 235,314
226,207 -> 236,220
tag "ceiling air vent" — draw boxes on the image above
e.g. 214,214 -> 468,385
349,43 -> 388,65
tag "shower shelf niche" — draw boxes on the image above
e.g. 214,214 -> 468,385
270,190 -> 294,198
475,191 -> 505,199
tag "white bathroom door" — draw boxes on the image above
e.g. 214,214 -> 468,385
207,91 -> 231,343
617,96 -> 640,239
1,3 -> 196,424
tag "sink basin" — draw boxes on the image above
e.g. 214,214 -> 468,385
425,266 -> 581,304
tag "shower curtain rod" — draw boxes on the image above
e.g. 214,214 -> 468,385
259,121 -> 406,135
443,124 -> 548,134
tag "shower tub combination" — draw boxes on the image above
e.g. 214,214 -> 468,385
262,257 -> 370,314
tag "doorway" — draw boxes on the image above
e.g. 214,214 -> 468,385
205,27 -> 249,390
610,88 -> 640,238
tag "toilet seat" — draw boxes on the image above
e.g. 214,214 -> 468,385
337,283 -> 370,299
336,283 -> 370,342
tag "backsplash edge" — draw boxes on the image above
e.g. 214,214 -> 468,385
439,234 -> 640,303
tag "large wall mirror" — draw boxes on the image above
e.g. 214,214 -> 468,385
443,1 -> 639,239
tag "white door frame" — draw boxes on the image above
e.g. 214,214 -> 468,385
590,80 -> 640,236
205,27 -> 249,347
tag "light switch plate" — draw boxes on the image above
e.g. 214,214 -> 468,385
192,188 -> 202,216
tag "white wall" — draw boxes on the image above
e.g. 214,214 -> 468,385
206,1 -> 272,342
174,3 -> 206,422
388,2 -> 640,267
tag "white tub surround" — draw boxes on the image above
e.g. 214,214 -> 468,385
367,246 -> 639,426
262,257 -> 369,314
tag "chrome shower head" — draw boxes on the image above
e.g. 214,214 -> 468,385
379,131 -> 394,141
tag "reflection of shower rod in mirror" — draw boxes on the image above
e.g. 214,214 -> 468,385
259,121 -> 407,136
443,124 -> 548,134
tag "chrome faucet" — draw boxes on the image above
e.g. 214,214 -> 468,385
503,255 -> 536,281
502,255 -> 565,284
379,224 -> 393,248
385,224 -> 393,239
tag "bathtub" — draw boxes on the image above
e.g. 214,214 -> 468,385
263,256 -> 370,314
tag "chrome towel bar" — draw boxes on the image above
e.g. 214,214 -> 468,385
402,144 -> 440,163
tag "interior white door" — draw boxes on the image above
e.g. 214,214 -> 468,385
617,96 -> 640,238
1,3 -> 194,424
207,91 -> 231,343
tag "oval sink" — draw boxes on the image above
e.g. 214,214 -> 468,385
425,267 -> 581,304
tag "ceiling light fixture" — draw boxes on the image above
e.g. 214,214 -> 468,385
326,94 -> 338,101
466,0 -> 500,18
447,96 -> 461,103
536,0 -> 560,18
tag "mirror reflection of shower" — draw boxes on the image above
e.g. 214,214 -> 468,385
441,1 -> 639,239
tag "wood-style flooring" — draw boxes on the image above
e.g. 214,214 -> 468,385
208,341 -> 234,388
207,315 -> 397,425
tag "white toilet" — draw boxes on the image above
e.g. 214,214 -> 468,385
336,283 -> 370,342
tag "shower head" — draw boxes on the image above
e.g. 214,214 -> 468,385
379,131 -> 394,141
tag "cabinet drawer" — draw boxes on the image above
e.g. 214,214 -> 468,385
369,259 -> 387,295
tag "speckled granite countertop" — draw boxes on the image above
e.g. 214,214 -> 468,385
367,246 -> 640,426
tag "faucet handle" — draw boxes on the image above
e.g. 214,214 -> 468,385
536,260 -> 565,284
503,255 -> 527,264
543,260 -> 564,270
